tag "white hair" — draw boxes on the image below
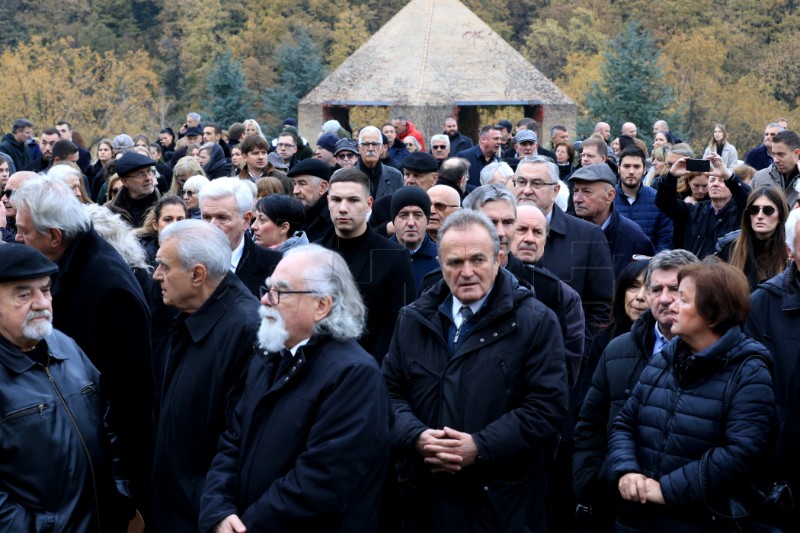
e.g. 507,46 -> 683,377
479,162 -> 513,185
160,219 -> 231,279
785,208 -> 800,252
183,174 -> 210,192
85,204 -> 150,270
283,244 -> 366,340
46,164 -> 82,181
11,176 -> 90,240
358,125 -> 382,144
198,177 -> 254,217
430,134 -> 450,150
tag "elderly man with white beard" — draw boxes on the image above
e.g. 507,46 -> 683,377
200,244 -> 392,533
151,220 -> 261,532
0,244 -> 135,531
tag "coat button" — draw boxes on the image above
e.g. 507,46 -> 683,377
511,322 -> 516,327
493,332 -> 498,337
480,338 -> 485,342
284,376 -> 289,382
483,486 -> 489,492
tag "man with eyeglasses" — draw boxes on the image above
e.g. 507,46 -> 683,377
200,245 -> 391,533
107,151 -> 160,228
429,134 -> 451,167
356,125 -> 403,199
151,219 -> 260,532
275,132 -> 298,170
426,184 -> 461,242
513,156 -> 613,346
2,171 -> 37,243
745,122 -> 785,171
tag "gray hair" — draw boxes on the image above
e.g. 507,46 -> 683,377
516,155 -> 560,185
183,174 -> 210,192
358,125 -> 382,145
646,249 -> 699,285
187,112 -> 202,123
480,162 -> 514,185
112,134 -> 134,153
430,134 -> 449,150
46,164 -> 82,182
11,176 -> 90,240
785,208 -> 800,252
85,204 -> 150,270
160,219 -> 231,279
438,209 -> 500,257
670,143 -> 695,159
766,122 -> 786,132
198,177 -> 254,217
463,183 -> 517,216
283,244 -> 366,340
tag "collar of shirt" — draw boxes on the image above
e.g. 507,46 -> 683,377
230,237 -> 245,272
452,289 -> 492,329
289,338 -> 310,357
653,322 -> 670,356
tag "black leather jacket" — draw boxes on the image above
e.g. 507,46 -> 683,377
0,331 -> 132,532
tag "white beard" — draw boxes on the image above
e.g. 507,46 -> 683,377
257,306 -> 289,353
22,310 -> 53,341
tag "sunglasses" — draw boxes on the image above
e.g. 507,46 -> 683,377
748,204 -> 777,217
2,189 -> 13,199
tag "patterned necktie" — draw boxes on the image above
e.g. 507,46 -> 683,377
454,305 -> 473,344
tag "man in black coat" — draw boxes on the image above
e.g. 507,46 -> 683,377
151,220 -> 261,531
11,176 -> 155,520
289,158 -> 333,242
198,177 -> 281,297
455,125 -> 502,189
655,152 -> 750,258
383,209 -> 568,532
513,157 -> 614,343
443,116 -> 473,155
107,151 -> 161,228
0,118 -> 33,172
318,168 -> 415,362
200,245 -> 391,533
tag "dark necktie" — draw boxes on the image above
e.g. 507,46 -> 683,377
453,305 -> 473,344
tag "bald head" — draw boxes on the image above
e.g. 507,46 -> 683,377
427,184 -> 461,241
621,122 -> 637,138
594,122 -> 611,141
511,205 -> 548,264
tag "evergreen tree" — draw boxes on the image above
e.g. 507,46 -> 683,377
262,31 -> 327,136
585,22 -> 681,146
204,51 -> 255,126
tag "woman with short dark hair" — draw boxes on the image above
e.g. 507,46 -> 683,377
252,194 -> 308,253
606,260 -> 776,531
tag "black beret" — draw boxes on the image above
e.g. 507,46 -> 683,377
184,125 -> 203,137
402,152 -> 439,173
116,151 -> 156,177
0,243 -> 58,283
287,158 -> 332,182
391,186 -> 431,221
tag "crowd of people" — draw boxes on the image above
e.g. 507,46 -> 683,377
0,111 -> 799,532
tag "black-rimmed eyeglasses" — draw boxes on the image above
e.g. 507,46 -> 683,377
259,286 -> 318,305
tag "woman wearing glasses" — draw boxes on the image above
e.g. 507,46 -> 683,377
718,186 -> 788,290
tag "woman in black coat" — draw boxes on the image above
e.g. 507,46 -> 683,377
606,261 -> 775,532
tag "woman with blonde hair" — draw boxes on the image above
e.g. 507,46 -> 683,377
243,119 -> 264,139
702,124 -> 738,169
170,156 -> 205,196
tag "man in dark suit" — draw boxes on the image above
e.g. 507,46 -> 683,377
513,156 -> 614,343
319,168 -> 415,362
198,177 -> 281,297
455,125 -> 502,189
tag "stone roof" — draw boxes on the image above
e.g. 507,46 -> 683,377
301,0 -> 575,107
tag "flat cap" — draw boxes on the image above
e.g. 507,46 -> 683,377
0,243 -> 58,283
287,158 -> 331,182
402,152 -> 439,173
116,151 -> 156,177
267,152 -> 289,171
568,163 -> 617,186
184,126 -> 202,137
334,138 -> 358,156
515,130 -> 538,143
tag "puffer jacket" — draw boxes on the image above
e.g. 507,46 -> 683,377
614,183 -> 673,252
606,327 -> 775,530
0,331 -> 132,532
